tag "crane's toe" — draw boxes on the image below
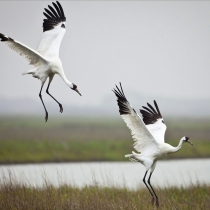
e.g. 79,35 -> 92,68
45,112 -> 48,122
151,197 -> 155,205
155,198 -> 159,208
59,104 -> 63,113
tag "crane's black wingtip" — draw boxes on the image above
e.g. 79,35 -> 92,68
140,100 -> 163,125
113,83 -> 131,115
0,33 -> 5,41
0,33 -> 6,41
43,1 -> 66,32
0,33 -> 14,42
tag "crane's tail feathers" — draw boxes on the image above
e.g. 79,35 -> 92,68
129,158 -> 138,162
125,153 -> 138,162
125,154 -> 132,158
22,69 -> 37,76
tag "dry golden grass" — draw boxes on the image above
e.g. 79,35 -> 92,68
0,183 -> 209,210
0,172 -> 209,210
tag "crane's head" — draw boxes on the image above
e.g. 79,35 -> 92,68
71,83 -> 82,96
182,136 -> 193,146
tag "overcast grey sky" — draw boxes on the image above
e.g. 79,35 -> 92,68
0,1 -> 210,110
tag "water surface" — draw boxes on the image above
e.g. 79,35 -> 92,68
0,159 -> 209,189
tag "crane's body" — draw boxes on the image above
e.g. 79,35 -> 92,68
23,56 -> 68,85
127,139 -> 189,169
113,83 -> 193,207
0,1 -> 81,121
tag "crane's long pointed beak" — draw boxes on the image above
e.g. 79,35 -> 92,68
75,88 -> 82,96
188,140 -> 193,146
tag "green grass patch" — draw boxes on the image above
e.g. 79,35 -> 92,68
0,139 -> 209,164
0,139 -> 130,163
0,116 -> 210,163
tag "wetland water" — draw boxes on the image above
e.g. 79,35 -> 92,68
0,159 -> 209,189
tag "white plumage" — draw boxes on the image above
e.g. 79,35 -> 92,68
113,83 -> 193,207
0,1 -> 81,121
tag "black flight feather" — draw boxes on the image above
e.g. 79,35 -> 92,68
48,5 -> 60,19
0,33 -> 14,42
154,100 -> 161,116
52,2 -> 62,18
44,8 -> 57,19
43,12 -> 55,22
140,100 -> 163,125
147,102 -> 158,115
142,106 -> 155,115
43,1 -> 66,32
112,83 -> 134,115
56,1 -> 65,19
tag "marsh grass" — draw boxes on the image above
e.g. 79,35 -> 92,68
0,179 -> 209,210
0,169 -> 209,210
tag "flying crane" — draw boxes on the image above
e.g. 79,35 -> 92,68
0,1 -> 81,121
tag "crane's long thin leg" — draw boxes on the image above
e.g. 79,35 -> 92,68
143,171 -> 155,205
39,86 -> 48,122
148,172 -> 159,208
46,81 -> 63,113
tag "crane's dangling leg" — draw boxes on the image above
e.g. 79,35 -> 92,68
142,171 -> 155,205
46,77 -> 63,113
148,172 -> 159,208
39,85 -> 48,122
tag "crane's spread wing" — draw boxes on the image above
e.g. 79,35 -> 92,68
0,33 -> 47,66
113,83 -> 158,153
36,1 -> 66,57
140,101 -> 167,143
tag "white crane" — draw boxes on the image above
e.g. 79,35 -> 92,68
112,83 -> 193,207
0,1 -> 81,122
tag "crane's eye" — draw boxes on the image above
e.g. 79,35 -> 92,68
162,120 -> 165,124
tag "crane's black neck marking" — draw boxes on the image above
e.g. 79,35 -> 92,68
72,83 -> 77,90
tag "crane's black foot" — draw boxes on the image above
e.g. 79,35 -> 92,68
59,104 -> 63,113
155,198 -> 159,208
45,112 -> 48,122
151,197 -> 155,205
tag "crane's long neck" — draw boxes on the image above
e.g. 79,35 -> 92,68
58,71 -> 73,89
170,139 -> 184,153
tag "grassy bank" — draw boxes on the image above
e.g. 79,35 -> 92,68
0,116 -> 210,164
0,139 -> 209,164
0,183 -> 209,210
